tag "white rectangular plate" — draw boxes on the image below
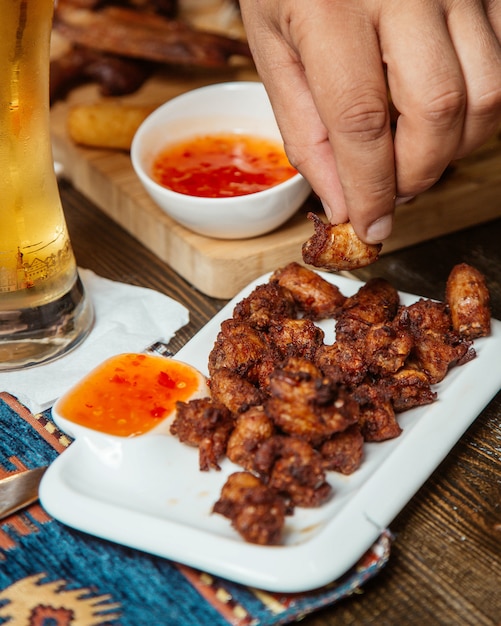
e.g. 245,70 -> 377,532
40,272 -> 501,592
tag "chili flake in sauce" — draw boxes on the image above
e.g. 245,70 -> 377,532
151,133 -> 297,198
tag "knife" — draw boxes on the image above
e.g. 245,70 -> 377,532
0,466 -> 48,520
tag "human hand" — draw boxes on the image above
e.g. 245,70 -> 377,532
239,0 -> 501,243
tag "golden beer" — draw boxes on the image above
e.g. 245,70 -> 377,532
0,0 -> 93,370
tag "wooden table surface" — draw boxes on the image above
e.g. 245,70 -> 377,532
61,178 -> 501,626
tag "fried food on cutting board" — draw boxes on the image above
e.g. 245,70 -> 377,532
50,0 -> 251,103
67,101 -> 155,150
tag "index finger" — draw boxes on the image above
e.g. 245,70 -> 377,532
297,8 -> 396,242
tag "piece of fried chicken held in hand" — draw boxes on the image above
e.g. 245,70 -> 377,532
302,213 -> 382,272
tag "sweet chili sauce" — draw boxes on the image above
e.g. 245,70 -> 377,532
151,133 -> 297,197
56,353 -> 207,437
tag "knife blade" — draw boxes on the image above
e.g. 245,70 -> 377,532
0,466 -> 48,520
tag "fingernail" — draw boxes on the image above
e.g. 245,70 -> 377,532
321,199 -> 332,220
395,195 -> 415,206
366,214 -> 393,243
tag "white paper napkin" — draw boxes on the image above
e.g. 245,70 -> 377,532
0,268 -> 190,414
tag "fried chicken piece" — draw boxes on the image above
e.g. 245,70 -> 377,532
398,298 -> 451,334
271,262 -> 347,320
302,213 -> 382,271
321,279 -> 404,381
54,5 -> 251,68
314,341 -> 368,387
170,398 -> 235,470
320,424 -> 364,474
267,317 -> 325,361
213,472 -> 286,545
353,382 -> 402,442
254,435 -> 332,508
333,316 -> 371,349
359,400 -> 401,441
316,318 -> 411,386
446,263 -> 491,340
208,319 -> 268,380
209,367 -> 263,415
412,332 -> 474,384
398,299 -> 475,384
265,357 -> 359,446
383,363 -> 437,412
226,406 -> 275,471
339,277 -> 400,327
232,281 -> 297,330
250,350 -> 281,394
362,322 -> 414,376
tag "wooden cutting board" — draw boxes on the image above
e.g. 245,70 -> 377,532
49,20 -> 501,298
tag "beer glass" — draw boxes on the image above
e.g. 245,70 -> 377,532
0,0 -> 94,371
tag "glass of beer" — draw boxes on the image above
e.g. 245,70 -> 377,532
0,0 -> 94,371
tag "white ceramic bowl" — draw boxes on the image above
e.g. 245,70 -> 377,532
131,81 -> 311,239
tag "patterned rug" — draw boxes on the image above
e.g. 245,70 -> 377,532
0,392 -> 391,626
